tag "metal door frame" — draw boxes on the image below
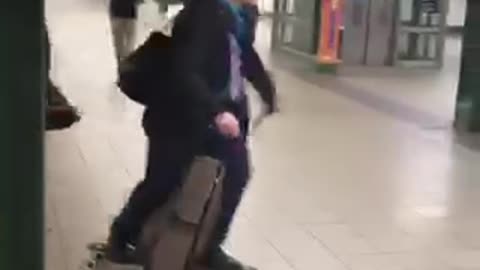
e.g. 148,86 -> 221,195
392,0 -> 448,68
271,0 -> 320,58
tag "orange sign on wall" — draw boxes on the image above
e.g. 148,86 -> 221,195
317,0 -> 343,64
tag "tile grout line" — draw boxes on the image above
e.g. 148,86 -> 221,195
240,214 -> 300,270
302,227 -> 354,270
72,130 -> 109,224
271,54 -> 450,130
107,133 -> 134,179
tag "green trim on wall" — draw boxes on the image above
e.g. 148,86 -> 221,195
316,63 -> 338,74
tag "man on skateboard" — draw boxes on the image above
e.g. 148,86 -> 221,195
106,1 -> 277,270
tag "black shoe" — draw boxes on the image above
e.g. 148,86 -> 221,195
45,81 -> 81,131
45,105 -> 81,131
205,248 -> 257,270
47,80 -> 69,106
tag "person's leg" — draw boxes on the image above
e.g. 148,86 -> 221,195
203,130 -> 254,270
157,0 -> 168,14
110,16 -> 136,67
110,17 -> 128,63
242,3 -> 259,43
123,18 -> 137,58
107,137 -> 193,263
47,79 -> 68,106
45,26 -> 54,104
44,24 -> 81,130
44,23 -> 51,74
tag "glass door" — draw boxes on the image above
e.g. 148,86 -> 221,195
393,0 -> 447,68
271,0 -> 320,55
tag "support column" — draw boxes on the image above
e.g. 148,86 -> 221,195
0,0 -> 45,270
454,1 -> 480,132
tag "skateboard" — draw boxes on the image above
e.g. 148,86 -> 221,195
81,242 -> 141,270
81,242 -> 106,270
80,155 -> 262,270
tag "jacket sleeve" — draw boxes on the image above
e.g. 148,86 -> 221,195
171,3 -> 224,121
242,45 -> 277,113
241,3 -> 259,44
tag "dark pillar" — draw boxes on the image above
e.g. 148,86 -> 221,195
454,1 -> 480,132
0,0 -> 45,270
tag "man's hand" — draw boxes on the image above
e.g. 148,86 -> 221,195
266,96 -> 279,115
215,112 -> 240,138
264,70 -> 279,115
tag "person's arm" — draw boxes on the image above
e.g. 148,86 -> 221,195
172,2 -> 240,138
242,45 -> 278,114
241,3 -> 259,43
171,2 -> 224,121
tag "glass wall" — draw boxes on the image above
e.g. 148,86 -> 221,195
394,0 -> 447,68
271,0 -> 320,55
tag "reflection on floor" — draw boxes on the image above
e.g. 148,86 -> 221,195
45,1 -> 480,270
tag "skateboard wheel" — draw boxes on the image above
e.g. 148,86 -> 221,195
87,261 -> 95,269
79,259 -> 95,270
95,252 -> 104,260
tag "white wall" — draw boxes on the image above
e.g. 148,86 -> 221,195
447,0 -> 466,26
258,0 -> 274,13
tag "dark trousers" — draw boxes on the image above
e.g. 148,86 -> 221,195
45,27 -> 52,103
113,119 -> 251,252
200,120 -> 250,251
242,3 -> 259,43
113,138 -> 194,244
44,25 -> 57,104
44,24 -> 51,71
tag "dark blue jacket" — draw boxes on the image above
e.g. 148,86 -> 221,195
142,0 -> 275,142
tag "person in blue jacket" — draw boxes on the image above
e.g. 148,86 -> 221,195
107,1 -> 277,270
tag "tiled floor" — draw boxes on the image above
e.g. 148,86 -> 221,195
337,36 -> 462,125
45,0 -> 480,270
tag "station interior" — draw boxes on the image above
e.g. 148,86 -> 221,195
16,0 -> 480,269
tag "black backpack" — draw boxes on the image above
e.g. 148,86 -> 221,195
117,31 -> 172,105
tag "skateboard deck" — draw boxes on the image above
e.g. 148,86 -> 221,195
82,157 -> 224,270
83,241 -> 141,270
